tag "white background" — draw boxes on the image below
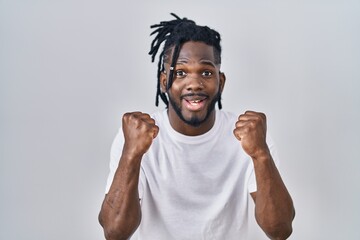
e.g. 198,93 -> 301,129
1,0 -> 359,239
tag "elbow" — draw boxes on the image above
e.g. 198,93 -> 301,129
271,226 -> 293,240
261,222 -> 293,240
103,226 -> 134,240
256,203 -> 295,239
99,210 -> 140,240
256,212 -> 294,240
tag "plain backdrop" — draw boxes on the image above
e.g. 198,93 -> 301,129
1,0 -> 359,239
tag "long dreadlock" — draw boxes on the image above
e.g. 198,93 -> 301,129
148,13 -> 223,109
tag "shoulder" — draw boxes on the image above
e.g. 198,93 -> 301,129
150,109 -> 167,122
218,110 -> 239,120
216,110 -> 239,127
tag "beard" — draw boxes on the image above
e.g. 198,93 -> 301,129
168,91 -> 221,127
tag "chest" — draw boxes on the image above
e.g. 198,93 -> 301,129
142,139 -> 251,204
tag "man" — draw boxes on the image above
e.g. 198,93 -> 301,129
99,13 -> 295,240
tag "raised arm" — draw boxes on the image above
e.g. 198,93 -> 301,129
99,112 -> 159,240
234,111 -> 295,240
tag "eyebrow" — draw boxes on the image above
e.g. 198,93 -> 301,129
199,59 -> 217,68
175,59 -> 217,68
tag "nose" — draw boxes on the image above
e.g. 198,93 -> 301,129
186,74 -> 204,91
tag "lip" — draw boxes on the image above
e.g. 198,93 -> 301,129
181,94 -> 208,112
181,93 -> 208,101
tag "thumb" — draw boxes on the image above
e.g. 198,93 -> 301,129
152,125 -> 159,139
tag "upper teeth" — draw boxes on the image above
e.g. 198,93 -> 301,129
192,100 -> 201,103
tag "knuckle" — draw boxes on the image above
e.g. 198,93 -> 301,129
261,113 -> 267,121
142,113 -> 150,118
122,112 -> 131,122
249,121 -> 256,128
243,127 -> 249,134
128,111 -> 142,120
148,118 -> 156,125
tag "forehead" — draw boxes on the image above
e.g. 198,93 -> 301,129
177,41 -> 216,62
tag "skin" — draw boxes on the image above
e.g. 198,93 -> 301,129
99,41 -> 295,240
99,112 -> 159,240
234,111 -> 295,239
161,41 -> 226,136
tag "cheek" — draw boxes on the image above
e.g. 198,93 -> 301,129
168,82 -> 183,95
208,80 -> 221,93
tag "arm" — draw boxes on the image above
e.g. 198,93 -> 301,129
234,111 -> 295,240
250,154 -> 294,240
99,112 -> 159,240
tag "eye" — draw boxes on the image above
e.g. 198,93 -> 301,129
202,70 -> 213,77
175,70 -> 187,78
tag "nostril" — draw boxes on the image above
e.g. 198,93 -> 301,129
186,77 -> 204,91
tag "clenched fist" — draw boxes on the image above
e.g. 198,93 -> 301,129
122,112 -> 159,160
233,111 -> 269,159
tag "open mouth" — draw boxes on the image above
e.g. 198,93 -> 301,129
187,99 -> 205,105
182,95 -> 208,111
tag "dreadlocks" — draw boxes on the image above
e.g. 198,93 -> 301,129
148,13 -> 223,109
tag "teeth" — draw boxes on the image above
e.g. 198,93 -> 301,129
189,100 -> 202,105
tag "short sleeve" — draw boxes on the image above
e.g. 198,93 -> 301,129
105,128 -> 146,199
247,166 -> 257,193
105,129 -> 123,193
247,134 -> 280,193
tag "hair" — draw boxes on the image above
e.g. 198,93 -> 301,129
148,13 -> 223,109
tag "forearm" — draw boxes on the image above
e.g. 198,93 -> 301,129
99,155 -> 142,240
252,151 -> 295,240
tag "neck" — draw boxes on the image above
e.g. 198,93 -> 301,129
167,108 -> 216,136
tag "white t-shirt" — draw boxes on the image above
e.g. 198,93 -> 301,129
105,109 -> 278,240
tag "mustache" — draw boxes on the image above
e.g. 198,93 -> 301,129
180,93 -> 209,100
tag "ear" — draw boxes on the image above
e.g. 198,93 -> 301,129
219,72 -> 226,93
160,71 -> 167,93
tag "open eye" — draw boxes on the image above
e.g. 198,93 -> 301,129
175,70 -> 187,77
202,70 -> 213,77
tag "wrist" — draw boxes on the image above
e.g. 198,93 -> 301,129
251,148 -> 271,163
122,142 -> 145,160
122,151 -> 143,163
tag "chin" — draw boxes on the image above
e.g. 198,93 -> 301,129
168,93 -> 218,128
181,111 -> 210,127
